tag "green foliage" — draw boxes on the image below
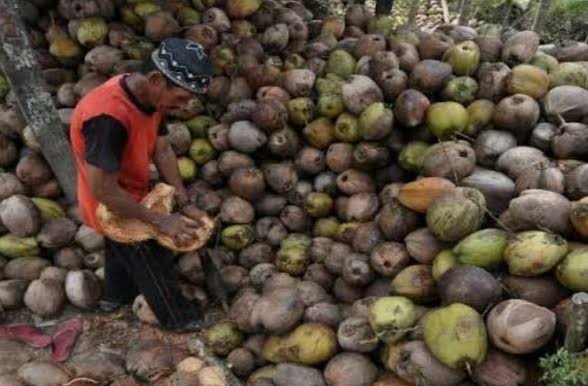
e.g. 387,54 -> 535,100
552,0 -> 588,17
539,348 -> 588,386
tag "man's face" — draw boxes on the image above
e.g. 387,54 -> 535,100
148,73 -> 194,115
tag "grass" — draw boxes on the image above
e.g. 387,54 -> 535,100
539,348 -> 588,386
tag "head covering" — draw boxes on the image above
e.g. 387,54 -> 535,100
151,37 -> 213,94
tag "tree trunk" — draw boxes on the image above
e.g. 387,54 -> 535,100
532,0 -> 552,33
407,0 -> 420,25
458,0 -> 472,25
376,0 -> 395,15
564,292 -> 588,353
441,0 -> 450,23
0,0 -> 77,203
303,0 -> 333,19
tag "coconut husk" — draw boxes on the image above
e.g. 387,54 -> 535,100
96,183 -> 216,252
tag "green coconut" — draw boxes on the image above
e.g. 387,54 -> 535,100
280,233 -> 312,250
426,102 -> 469,140
326,49 -> 357,80
134,2 -> 161,18
453,228 -> 508,269
368,296 -> 418,344
205,321 -> 244,357
304,118 -> 335,149
317,94 -> 345,119
221,225 -> 256,251
76,17 -> 109,47
432,250 -> 459,281
304,192 -> 334,218
529,52 -> 559,73
49,38 -> 83,64
335,113 -> 361,143
177,7 -> 202,26
288,98 -> 316,127
316,75 -> 345,96
31,198 -> 65,221
388,29 -> 420,46
443,41 -> 481,76
0,235 -> 40,259
441,77 -> 479,105
465,99 -> 495,136
189,139 -> 216,165
359,102 -> 394,141
276,245 -> 309,276
0,75 -> 9,102
507,64 -> 550,99
398,141 -> 430,173
284,54 -> 306,71
313,217 -> 341,238
185,115 -> 217,138
391,265 -> 437,303
549,62 -> 588,88
226,0 -> 262,18
504,231 -> 568,276
556,248 -> 588,291
121,6 -> 144,32
263,323 -> 337,365
178,157 -> 197,181
426,188 -> 486,242
423,303 -> 488,369
123,39 -> 155,61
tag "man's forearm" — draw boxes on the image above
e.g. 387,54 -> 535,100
99,185 -> 165,227
155,139 -> 185,194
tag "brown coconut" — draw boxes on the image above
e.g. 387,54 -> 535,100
515,166 -> 565,195
23,278 -> 65,317
409,60 -> 452,95
404,228 -> 447,264
493,94 -> 540,141
336,169 -> 376,195
0,195 -> 40,237
496,146 -> 548,180
418,32 -> 454,60
487,299 -> 556,354
370,241 -> 410,277
393,43 -> 421,72
502,31 -> 540,66
422,141 -> 476,182
394,89 -> 430,128
472,349 -> 527,386
15,154 -> 52,187
477,62 -> 511,102
552,122 -> 588,159
376,199 -> 420,242
228,167 -> 266,201
353,34 -> 386,59
461,168 -> 516,214
502,276 -> 569,309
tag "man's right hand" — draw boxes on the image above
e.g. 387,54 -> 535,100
156,213 -> 201,246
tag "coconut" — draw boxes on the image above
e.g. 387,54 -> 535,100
23,278 -> 65,317
544,85 -> 588,123
422,141 -> 476,181
432,250 -> 458,281
221,225 -> 256,251
507,190 -> 572,235
426,102 -> 469,139
418,32 -> 454,60
476,62 -> 511,102
204,321 -> 244,357
550,62 -> 588,88
37,217 -> 77,249
65,270 -> 101,309
529,122 -> 557,152
0,195 -> 40,238
426,187 -> 486,242
336,316 -> 378,353
393,89 -> 430,128
515,165 -> 565,195
529,51 -> 559,72
504,230 -> 568,276
566,164 -> 588,200
368,296 -> 417,343
423,303 -> 488,369
502,276 -> 569,308
358,103 -> 394,141
493,94 -> 540,141
438,265 -> 501,312
398,141 -> 429,173
392,340 -> 467,386
506,64 -> 550,100
441,76 -> 479,105
501,31 -> 539,66
556,248 -> 588,291
303,118 -> 334,149
496,146 -> 548,180
16,154 -> 52,187
353,34 -> 386,59
409,60 -> 452,95
262,323 -> 337,365
452,228 -> 508,269
486,299 -> 556,354
443,40 -> 480,76
324,353 -> 378,386
295,147 -> 325,176
341,75 -> 383,115
0,135 -> 18,167
552,122 -> 588,159
392,43 -> 421,73
391,264 -> 436,303
268,128 -> 302,158
472,349 -> 527,386
287,97 -> 316,127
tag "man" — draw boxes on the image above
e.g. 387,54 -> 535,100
69,38 -> 214,332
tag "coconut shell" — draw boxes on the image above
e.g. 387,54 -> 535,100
24,278 -> 65,317
0,195 -> 40,238
398,177 -> 456,213
487,299 -> 556,354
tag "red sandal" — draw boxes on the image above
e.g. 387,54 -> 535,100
0,323 -> 52,348
50,318 -> 83,362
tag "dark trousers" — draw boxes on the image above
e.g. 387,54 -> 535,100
103,239 -> 201,329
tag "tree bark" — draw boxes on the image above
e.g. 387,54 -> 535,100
458,0 -> 472,25
376,0 -> 395,15
0,0 -> 77,203
532,0 -> 552,33
407,0 -> 420,25
564,292 -> 588,353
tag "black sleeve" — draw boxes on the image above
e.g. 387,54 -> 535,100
82,114 -> 128,173
158,121 -> 169,136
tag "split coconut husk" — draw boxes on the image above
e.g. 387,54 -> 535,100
96,183 -> 215,252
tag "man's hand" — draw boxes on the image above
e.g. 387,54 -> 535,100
156,213 -> 200,246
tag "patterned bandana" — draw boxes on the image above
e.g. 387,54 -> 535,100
151,38 -> 213,94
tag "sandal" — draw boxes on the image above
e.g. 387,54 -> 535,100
0,323 -> 52,348
51,318 -> 83,362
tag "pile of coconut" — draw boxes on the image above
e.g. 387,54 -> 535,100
2,0 -> 588,385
